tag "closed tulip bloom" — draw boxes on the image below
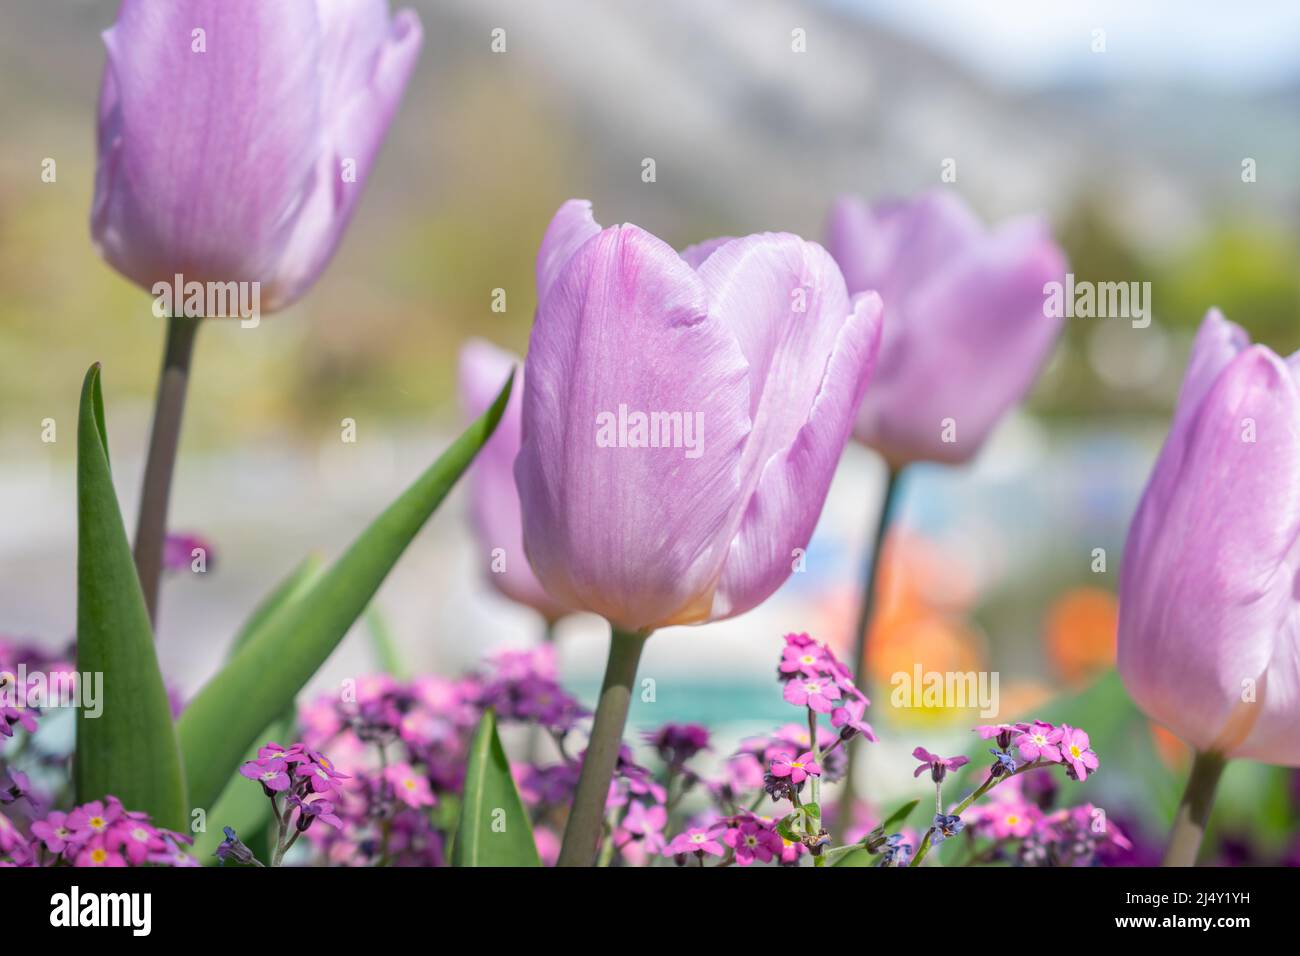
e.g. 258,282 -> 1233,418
92,0 -> 423,313
458,339 -> 569,623
1119,309 -> 1300,767
515,200 -> 884,635
826,191 -> 1067,465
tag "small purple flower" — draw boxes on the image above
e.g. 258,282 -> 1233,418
240,756 -> 291,793
881,832 -> 911,866
288,794 -> 344,831
989,749 -> 1018,776
0,768 -> 31,805
645,723 -> 710,766
778,642 -> 832,678
1015,722 -> 1063,764
723,816 -> 783,866
830,697 -> 877,743
213,826 -> 258,866
1059,725 -> 1100,781
783,676 -> 842,713
163,532 -> 214,573
770,751 -> 821,785
665,824 -> 727,859
30,811 -> 74,855
912,747 -> 970,783
931,813 -> 964,845
975,723 -> 1020,751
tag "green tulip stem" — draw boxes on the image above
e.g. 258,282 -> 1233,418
836,464 -> 903,830
133,313 -> 201,627
557,626 -> 650,866
1162,750 -> 1226,866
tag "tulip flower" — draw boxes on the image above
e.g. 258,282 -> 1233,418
826,190 -> 1067,467
90,0 -> 422,623
826,190 -> 1066,822
518,200 -> 883,865
93,0 -> 423,314
458,340 -> 570,624
1118,309 -> 1300,863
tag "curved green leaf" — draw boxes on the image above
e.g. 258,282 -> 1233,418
74,364 -> 187,831
178,371 -> 514,812
453,710 -> 540,867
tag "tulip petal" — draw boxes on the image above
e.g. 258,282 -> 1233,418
517,225 -> 751,632
268,3 -> 424,309
93,0 -> 324,292
1125,309 -> 1250,569
536,199 -> 602,308
711,284 -> 884,619
680,236 -> 735,270
855,218 -> 1066,464
825,191 -> 981,312
458,340 -> 568,621
1119,345 -> 1300,758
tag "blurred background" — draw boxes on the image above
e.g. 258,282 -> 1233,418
2,0 -> 1298,862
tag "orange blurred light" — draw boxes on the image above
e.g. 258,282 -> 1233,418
1044,587 -> 1117,686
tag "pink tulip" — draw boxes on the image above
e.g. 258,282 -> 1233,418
515,200 -> 883,634
1119,309 -> 1300,766
826,191 -> 1067,465
92,0 -> 423,313
458,339 -> 570,623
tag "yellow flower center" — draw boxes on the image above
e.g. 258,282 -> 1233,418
1070,745 -> 1082,759
90,848 -> 107,864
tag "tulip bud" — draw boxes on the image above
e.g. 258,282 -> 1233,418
1118,309 -> 1300,766
92,0 -> 423,315
516,200 -> 883,633
458,340 -> 570,623
826,191 -> 1066,466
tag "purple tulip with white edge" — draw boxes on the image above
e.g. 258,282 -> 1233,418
92,0 -> 424,312
89,0 -> 423,624
826,190 -> 1067,467
1118,308 -> 1300,864
519,200 -> 883,866
458,339 -> 571,624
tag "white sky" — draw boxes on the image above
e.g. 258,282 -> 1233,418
834,0 -> 1300,90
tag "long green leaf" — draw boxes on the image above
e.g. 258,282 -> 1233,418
74,364 -> 187,831
228,554 -> 324,655
178,372 -> 514,811
452,710 -> 540,867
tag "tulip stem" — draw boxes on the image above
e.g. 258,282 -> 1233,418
1162,750 -> 1225,866
836,465 -> 903,831
133,313 -> 201,628
557,626 -> 650,866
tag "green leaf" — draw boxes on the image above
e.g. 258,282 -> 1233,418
879,797 -> 920,833
178,371 -> 514,812
74,364 -> 187,831
452,709 -> 539,867
229,554 -> 324,656
364,603 -> 407,679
